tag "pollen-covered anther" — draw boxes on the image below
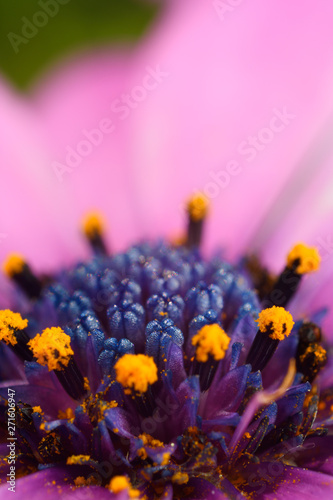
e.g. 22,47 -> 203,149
257,306 -> 294,341
0,309 -> 28,346
28,327 -> 73,371
66,454 -> 90,465
28,327 -> 85,401
107,476 -> 140,498
3,253 -> 43,299
192,324 -> 230,362
82,211 -> 105,239
81,211 -> 108,255
298,343 -> 327,384
186,193 -> 209,248
247,307 -> 294,372
287,243 -> 321,274
187,193 -> 209,222
3,253 -> 25,277
0,309 -> 33,361
115,354 -> 158,394
262,243 -> 321,309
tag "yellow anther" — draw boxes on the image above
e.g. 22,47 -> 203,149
66,455 -> 90,465
107,476 -> 140,498
191,324 -> 230,362
3,253 -> 25,277
0,310 -> 28,346
28,327 -> 73,371
82,211 -> 105,239
187,193 -> 209,222
287,243 -> 321,274
114,354 -> 158,394
256,306 -> 294,341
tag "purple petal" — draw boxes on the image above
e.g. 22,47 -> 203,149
0,466 -> 120,500
237,461 -> 333,499
296,436 -> 333,475
202,365 -> 250,419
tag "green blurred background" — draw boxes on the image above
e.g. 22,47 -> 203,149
0,0 -> 158,89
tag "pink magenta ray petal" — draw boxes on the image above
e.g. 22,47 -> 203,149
125,0 -> 333,258
0,79 -> 79,271
32,50 -> 143,255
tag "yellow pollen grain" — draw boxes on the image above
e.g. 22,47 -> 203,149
114,354 -> 158,394
82,211 -> 105,238
161,452 -> 170,465
172,472 -> 189,485
74,475 -> 99,487
32,406 -> 42,414
83,377 -> 91,392
191,324 -> 230,362
66,455 -> 90,465
0,310 -> 28,346
139,433 -> 164,448
256,306 -> 294,341
28,327 -> 73,371
187,193 -> 209,222
300,344 -> 327,364
137,447 -> 148,460
107,476 -> 140,498
3,253 -> 25,277
58,408 -> 75,420
287,243 -> 321,274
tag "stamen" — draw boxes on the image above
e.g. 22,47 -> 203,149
28,327 -> 86,400
263,243 -> 320,308
0,310 -> 33,361
246,306 -> 294,372
186,193 -> 209,248
287,243 -> 321,274
297,343 -> 327,383
191,324 -> 230,391
114,353 -> 158,395
297,321 -> 322,345
82,212 -> 108,255
3,253 -> 43,299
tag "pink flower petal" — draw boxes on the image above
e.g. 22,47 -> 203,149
32,50 -> 142,255
126,0 -> 333,258
0,79 -> 77,271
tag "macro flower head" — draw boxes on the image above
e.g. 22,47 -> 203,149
1,1 -> 333,499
